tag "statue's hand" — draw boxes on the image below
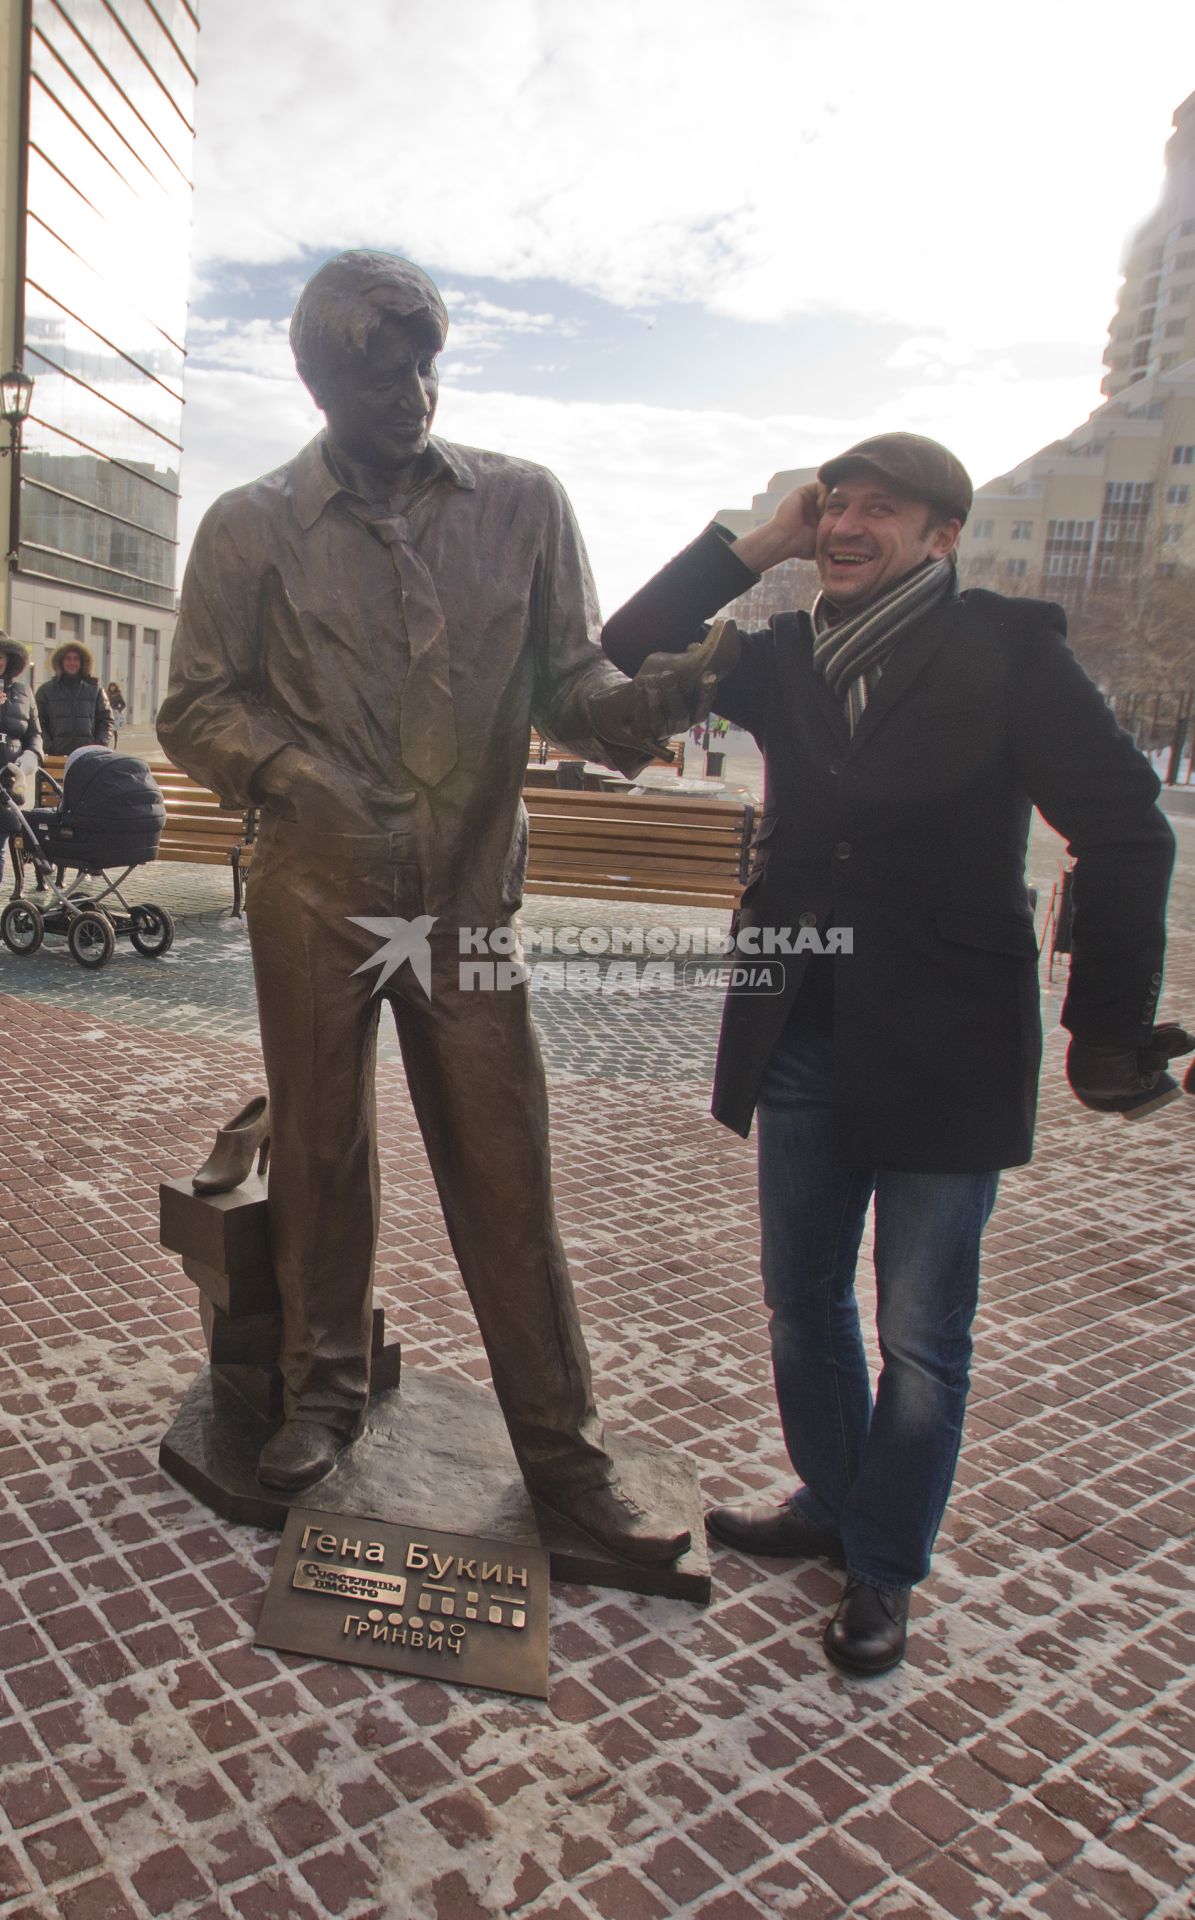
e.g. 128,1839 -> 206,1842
590,620 -> 740,761
255,747 -> 369,832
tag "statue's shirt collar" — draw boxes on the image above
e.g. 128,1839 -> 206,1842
290,432 -> 476,530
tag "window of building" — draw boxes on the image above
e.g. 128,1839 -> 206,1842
1045,520 -> 1094,542
1157,562 -> 1177,577
1006,558 -> 1027,578
1160,354 -> 1181,371
1011,521 -> 1033,540
1173,446 -> 1195,464
1164,319 -> 1187,337
1166,485 -> 1190,505
1162,525 -> 1182,544
971,519 -> 994,539
1104,482 -> 1151,507
1176,250 -> 1195,271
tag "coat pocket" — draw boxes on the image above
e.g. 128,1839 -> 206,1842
936,908 -> 1039,959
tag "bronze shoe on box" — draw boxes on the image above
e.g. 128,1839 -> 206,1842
705,1501 -> 843,1562
192,1094 -> 271,1195
532,1477 -> 691,1566
257,1418 -> 350,1493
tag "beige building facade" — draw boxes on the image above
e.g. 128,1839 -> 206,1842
964,360 -> 1195,595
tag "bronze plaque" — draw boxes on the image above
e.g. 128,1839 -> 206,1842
255,1506 -> 550,1699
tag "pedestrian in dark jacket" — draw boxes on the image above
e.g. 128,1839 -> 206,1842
1,635 -> 44,883
107,682 -> 127,738
35,642 -> 114,755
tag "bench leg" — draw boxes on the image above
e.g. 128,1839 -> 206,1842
231,847 -> 244,918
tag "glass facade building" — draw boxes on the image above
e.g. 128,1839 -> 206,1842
20,0 -> 196,607
9,0 -> 196,715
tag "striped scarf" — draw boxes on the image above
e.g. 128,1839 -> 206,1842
811,555 -> 957,735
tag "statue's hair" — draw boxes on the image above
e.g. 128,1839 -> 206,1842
290,251 -> 449,387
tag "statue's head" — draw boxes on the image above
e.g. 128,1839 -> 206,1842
290,251 -> 449,389
291,252 -> 449,472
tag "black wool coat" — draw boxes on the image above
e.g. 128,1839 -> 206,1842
602,527 -> 1175,1172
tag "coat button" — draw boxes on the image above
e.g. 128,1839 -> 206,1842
833,841 -> 852,860
798,912 -> 818,927
828,759 -> 843,776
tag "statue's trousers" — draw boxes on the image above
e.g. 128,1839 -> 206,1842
246,816 -> 612,1493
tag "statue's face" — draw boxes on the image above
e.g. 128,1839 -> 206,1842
313,314 -> 440,473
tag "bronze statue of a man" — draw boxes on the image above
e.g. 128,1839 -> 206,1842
158,251 -> 704,1563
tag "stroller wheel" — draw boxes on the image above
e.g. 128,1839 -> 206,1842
130,902 -> 175,957
1,898 -> 45,956
68,909 -> 116,970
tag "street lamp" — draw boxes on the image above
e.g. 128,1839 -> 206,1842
0,367 -> 34,457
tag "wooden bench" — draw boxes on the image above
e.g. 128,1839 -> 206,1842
523,787 -> 754,910
16,760 -> 753,917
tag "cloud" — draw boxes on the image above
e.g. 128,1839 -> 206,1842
179,349 -> 1097,613
191,0 -> 1195,350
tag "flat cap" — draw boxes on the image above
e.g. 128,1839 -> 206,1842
818,431 -> 972,524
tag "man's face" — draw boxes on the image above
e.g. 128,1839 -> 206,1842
814,475 -> 960,608
309,314 -> 440,473
61,650 -> 82,675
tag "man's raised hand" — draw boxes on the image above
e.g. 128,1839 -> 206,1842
731,481 -> 824,574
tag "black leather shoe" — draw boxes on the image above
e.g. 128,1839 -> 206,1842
823,1577 -> 910,1676
257,1419 -> 351,1493
532,1478 -> 691,1566
705,1501 -> 843,1563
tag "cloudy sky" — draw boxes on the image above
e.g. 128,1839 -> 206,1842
183,0 -> 1195,610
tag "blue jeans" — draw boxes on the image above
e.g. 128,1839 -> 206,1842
756,1024 -> 998,1590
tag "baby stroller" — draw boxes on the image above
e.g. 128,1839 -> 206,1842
1,749 -> 174,970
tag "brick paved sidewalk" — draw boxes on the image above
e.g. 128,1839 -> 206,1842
0,820 -> 1192,1919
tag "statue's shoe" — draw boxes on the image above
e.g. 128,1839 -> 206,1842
257,1418 -> 349,1493
531,1477 -> 691,1566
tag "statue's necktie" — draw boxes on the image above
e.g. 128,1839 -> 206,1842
355,509 -> 458,787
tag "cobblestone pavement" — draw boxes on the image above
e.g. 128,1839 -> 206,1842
0,807 -> 1192,1919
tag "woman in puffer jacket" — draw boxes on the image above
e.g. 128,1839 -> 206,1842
35,641 -> 114,755
1,636 -> 44,884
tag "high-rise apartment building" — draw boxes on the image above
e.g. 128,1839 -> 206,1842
963,92 -> 1195,610
0,0 -> 197,722
963,362 -> 1195,594
1102,91 -> 1195,400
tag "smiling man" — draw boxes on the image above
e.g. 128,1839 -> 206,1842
157,251 -> 704,1563
603,431 -> 1180,1673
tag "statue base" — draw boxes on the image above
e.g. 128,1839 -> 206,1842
159,1364 -> 710,1603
